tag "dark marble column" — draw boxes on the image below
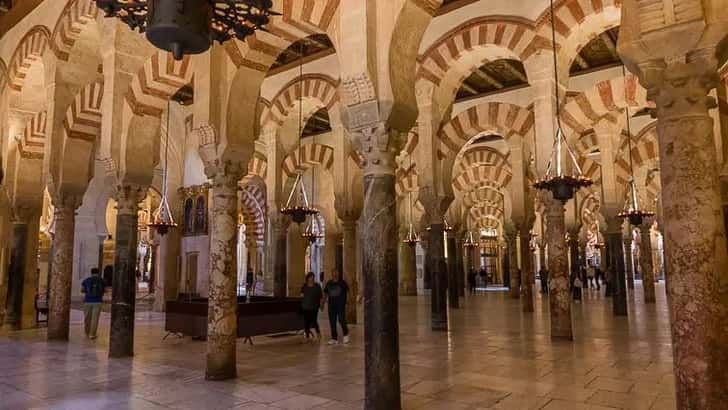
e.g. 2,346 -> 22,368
518,225 -> 534,313
639,224 -> 655,303
568,229 -> 579,288
109,184 -> 145,358
205,169 -> 242,380
455,234 -> 465,297
398,240 -> 417,296
605,218 -> 627,317
420,231 -> 431,290
446,235 -> 458,309
506,229 -> 519,299
3,220 -> 29,328
47,194 -> 82,340
623,234 -> 635,290
270,214 -> 289,298
428,222 -> 447,331
543,194 -> 571,340
361,173 -> 401,408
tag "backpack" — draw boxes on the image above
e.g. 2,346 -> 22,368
88,277 -> 104,298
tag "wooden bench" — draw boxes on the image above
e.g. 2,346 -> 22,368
165,296 -> 304,344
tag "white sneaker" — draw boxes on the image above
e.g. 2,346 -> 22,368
327,339 -> 339,345
342,335 -> 350,344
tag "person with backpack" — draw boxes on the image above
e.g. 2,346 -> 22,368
323,269 -> 350,344
81,268 -> 105,339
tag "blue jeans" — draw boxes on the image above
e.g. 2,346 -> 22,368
328,304 -> 348,340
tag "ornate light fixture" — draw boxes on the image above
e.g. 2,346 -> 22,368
617,66 -> 654,227
402,155 -> 420,247
533,0 -> 593,203
281,39 -> 318,225
96,0 -> 279,60
463,231 -> 478,248
300,215 -> 323,244
148,100 -> 178,235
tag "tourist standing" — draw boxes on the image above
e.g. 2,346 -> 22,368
572,275 -> 583,302
323,269 -> 350,344
467,268 -> 477,295
81,268 -> 105,340
539,268 -> 549,294
300,272 -> 323,341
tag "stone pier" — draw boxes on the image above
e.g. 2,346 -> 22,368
639,224 -> 655,303
427,220 -> 447,331
606,218 -> 627,317
446,235 -> 459,309
623,232 -> 635,290
270,214 -> 289,298
109,184 -> 146,358
519,224 -> 534,313
543,194 -> 571,340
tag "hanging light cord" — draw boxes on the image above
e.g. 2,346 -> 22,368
549,0 -> 562,131
622,65 -> 635,179
163,100 -> 170,198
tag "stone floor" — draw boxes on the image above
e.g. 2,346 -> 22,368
0,282 -> 676,409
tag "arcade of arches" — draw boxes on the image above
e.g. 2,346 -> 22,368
0,1 -> 727,409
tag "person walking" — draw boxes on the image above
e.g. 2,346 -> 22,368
467,268 -> 477,295
572,274 -> 583,302
81,268 -> 105,339
323,269 -> 350,344
300,272 -> 323,342
539,268 -> 549,294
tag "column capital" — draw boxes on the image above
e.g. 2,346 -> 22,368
114,184 -> 147,216
51,192 -> 84,217
197,124 -> 248,182
349,122 -> 400,176
12,205 -> 40,224
419,186 -> 452,226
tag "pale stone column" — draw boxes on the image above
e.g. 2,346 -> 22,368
623,232 -> 635,290
47,194 -> 82,340
109,184 -> 146,357
341,218 -> 359,324
640,57 -> 728,404
543,194 -> 571,340
519,224 -> 534,313
605,217 -> 627,316
205,165 -> 244,380
639,223 -> 655,303
269,213 -> 290,298
398,240 -> 417,296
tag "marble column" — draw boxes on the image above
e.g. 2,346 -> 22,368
420,231 -> 431,290
568,229 -> 579,287
455,235 -> 465,297
446,235 -> 458,309
47,194 -> 82,340
270,214 -> 289,298
398,241 -> 417,296
427,221 -> 447,331
3,218 -> 29,329
638,224 -> 656,303
643,56 -> 728,406
361,170 -> 400,408
506,229 -> 519,299
623,233 -> 635,290
605,218 -> 627,317
205,168 -> 243,380
109,184 -> 146,358
341,218 -> 358,324
543,194 -> 571,340
519,225 -> 534,313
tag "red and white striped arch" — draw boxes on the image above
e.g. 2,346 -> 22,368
126,52 -> 194,117
615,123 -> 660,187
396,164 -> 418,197
438,102 -> 533,158
561,74 -> 648,135
281,143 -> 334,177
50,0 -> 98,62
580,191 -> 601,227
453,164 -> 512,193
246,151 -> 268,180
458,146 -> 511,174
263,74 -> 339,128
469,203 -> 504,225
240,182 -> 267,243
18,111 -> 47,159
64,81 -> 103,142
0,58 -> 7,93
7,26 -> 51,92
462,186 -> 505,210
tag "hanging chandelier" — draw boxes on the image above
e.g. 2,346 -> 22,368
148,100 -> 178,235
617,66 -> 654,227
402,223 -> 421,247
425,218 -> 453,232
533,0 -> 592,203
463,231 -> 478,248
95,0 -> 279,60
300,215 -> 323,244
281,39 -> 318,225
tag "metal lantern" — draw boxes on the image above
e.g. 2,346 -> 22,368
280,174 -> 318,224
463,231 -> 478,248
402,223 -> 421,247
300,216 -> 323,244
96,0 -> 279,60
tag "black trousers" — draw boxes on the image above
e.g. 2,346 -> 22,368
302,308 -> 320,337
328,305 -> 348,340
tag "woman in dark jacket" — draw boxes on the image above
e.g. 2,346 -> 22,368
300,272 -> 323,341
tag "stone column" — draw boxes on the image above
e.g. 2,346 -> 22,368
519,224 -> 534,312
639,223 -> 655,303
455,233 -> 465,297
568,228 -> 580,289
420,230 -> 431,290
605,217 -> 627,317
426,218 -> 447,331
446,234 -> 459,309
506,228 -> 519,299
341,218 -> 359,324
543,194 -> 571,340
205,165 -> 244,380
399,240 -> 417,296
47,194 -> 82,340
3,215 -> 29,329
623,232 -> 635,290
109,184 -> 146,357
270,214 -> 290,298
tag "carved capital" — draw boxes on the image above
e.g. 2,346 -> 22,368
419,186 -> 452,226
268,211 -> 291,234
114,184 -> 147,216
350,122 -> 400,176
51,192 -> 84,219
